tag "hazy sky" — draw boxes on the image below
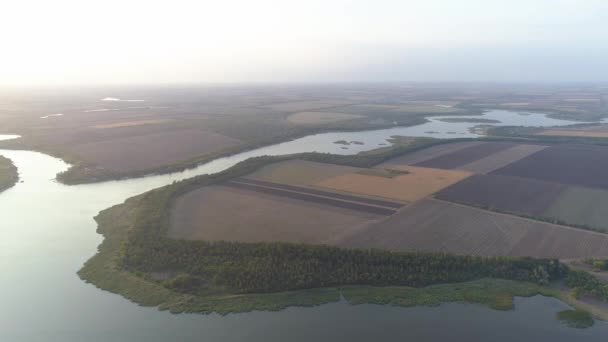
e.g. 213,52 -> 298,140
1,0 -> 607,86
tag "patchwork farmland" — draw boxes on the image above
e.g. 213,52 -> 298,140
169,140 -> 608,260
338,198 -> 608,258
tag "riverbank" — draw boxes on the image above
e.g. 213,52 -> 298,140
0,155 -> 18,192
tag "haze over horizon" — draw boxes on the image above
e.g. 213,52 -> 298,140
2,0 -> 607,86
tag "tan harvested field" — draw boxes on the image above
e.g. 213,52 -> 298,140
377,141 -> 482,167
316,165 -> 471,202
92,119 -> 170,129
287,112 -> 364,125
244,160 -> 360,186
68,129 -> 241,171
538,127 -> 608,138
263,100 -> 353,112
458,144 -> 547,174
169,185 -> 381,244
339,198 -> 608,259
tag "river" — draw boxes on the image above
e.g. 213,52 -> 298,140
1,110 -> 608,341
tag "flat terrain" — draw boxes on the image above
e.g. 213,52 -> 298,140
0,156 -> 18,192
244,160 -> 360,186
0,84 -> 605,183
457,144 -> 548,174
316,165 -> 471,202
378,141 -> 482,166
493,144 -> 608,190
169,185 -> 383,244
435,174 -> 565,216
167,140 -> 608,262
67,129 -> 242,171
286,112 -> 364,125
414,142 -> 517,169
544,186 -> 608,231
339,198 -> 608,259
538,125 -> 608,138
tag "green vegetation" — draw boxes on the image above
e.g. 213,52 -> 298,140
566,270 -> 608,301
343,278 -> 557,311
0,156 -> 18,192
557,309 -> 594,328
583,258 -> 608,272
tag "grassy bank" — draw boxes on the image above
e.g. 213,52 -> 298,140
0,155 -> 18,192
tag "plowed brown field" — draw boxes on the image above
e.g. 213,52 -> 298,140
338,198 -> 608,258
169,185 -> 381,244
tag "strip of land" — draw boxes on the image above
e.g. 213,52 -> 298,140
0,156 -> 18,192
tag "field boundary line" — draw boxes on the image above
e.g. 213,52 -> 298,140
431,197 -> 608,238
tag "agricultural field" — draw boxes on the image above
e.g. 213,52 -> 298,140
377,141 -> 482,166
315,165 -> 471,202
537,124 -> 608,138
244,160 -> 361,186
408,142 -> 608,232
261,100 -> 352,112
167,139 -> 608,263
544,187 -> 608,232
414,142 -> 518,169
338,198 -> 608,259
457,144 -> 548,174
435,174 -> 565,216
493,144 -> 608,190
286,112 -> 365,125
66,129 -> 242,172
169,185 -> 385,244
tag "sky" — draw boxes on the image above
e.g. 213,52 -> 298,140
1,0 -> 607,86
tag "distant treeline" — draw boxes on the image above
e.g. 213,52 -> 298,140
117,141 -> 567,295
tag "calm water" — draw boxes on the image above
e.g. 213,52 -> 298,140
1,110 -> 607,341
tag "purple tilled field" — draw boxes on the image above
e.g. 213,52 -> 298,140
435,174 -> 566,216
338,198 -> 608,258
492,144 -> 608,190
414,142 -> 517,169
